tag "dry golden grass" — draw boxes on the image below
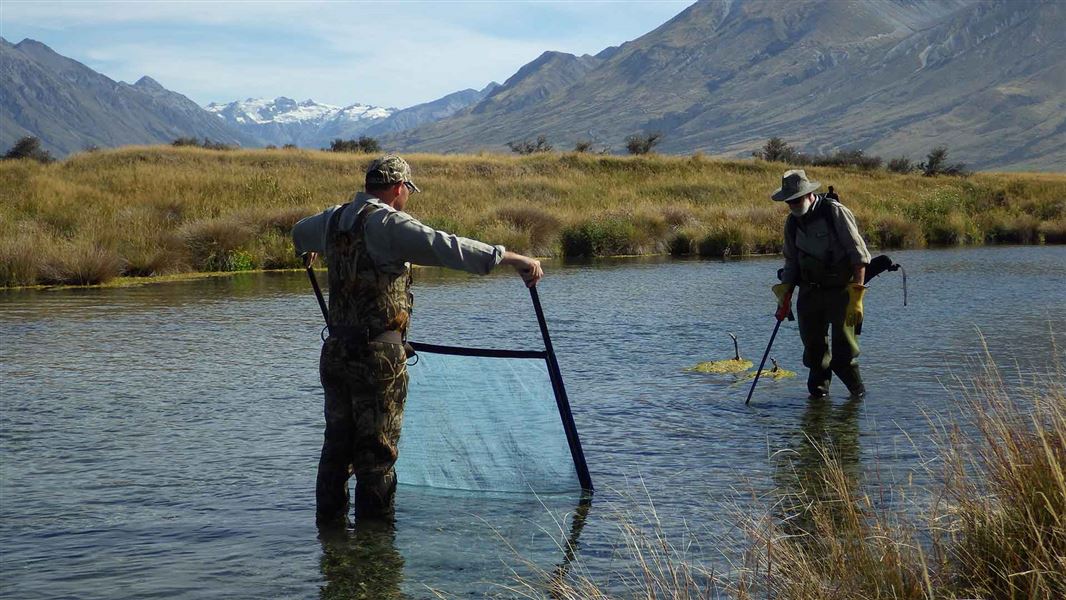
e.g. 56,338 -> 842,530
2,145 -> 1064,286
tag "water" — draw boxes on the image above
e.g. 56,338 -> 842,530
2,246 -> 1064,598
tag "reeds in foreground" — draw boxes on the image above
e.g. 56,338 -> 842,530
510,340 -> 1065,599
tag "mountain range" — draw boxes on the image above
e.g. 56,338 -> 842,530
204,83 -> 498,149
387,0 -> 1065,171
0,37 -> 496,155
2,0 -> 1063,170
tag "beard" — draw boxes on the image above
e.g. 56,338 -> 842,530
789,198 -> 811,217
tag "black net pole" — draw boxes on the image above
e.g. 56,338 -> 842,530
529,285 -> 594,493
305,265 -> 330,328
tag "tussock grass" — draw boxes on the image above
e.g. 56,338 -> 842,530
3,146 -> 1064,287
512,341 -> 1065,599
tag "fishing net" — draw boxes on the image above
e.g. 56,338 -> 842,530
395,341 -> 589,494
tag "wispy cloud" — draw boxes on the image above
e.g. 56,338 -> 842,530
2,1 -> 694,107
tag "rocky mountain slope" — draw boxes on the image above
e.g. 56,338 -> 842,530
1,38 -> 256,155
387,0 -> 1065,171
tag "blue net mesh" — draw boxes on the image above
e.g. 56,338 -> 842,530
396,349 -> 581,494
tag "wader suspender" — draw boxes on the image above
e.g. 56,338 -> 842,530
305,202 -> 376,340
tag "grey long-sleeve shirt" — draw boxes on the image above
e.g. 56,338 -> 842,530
781,195 -> 871,286
292,192 -> 505,275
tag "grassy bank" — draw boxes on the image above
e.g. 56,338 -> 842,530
514,344 -> 1065,599
2,146 -> 1064,287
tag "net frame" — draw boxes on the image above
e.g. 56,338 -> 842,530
304,264 -> 593,494
406,286 -> 593,493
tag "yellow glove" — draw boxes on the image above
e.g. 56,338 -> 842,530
772,283 -> 794,321
845,284 -> 867,327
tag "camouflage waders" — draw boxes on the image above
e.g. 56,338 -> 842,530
317,202 -> 413,523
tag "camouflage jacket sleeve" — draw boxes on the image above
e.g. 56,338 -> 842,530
364,206 -> 505,275
829,203 -> 871,266
291,205 -> 341,256
781,217 -> 800,285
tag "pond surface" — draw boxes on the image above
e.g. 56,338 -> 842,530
2,246 -> 1064,598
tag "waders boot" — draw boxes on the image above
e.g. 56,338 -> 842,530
354,468 -> 397,521
807,368 -> 831,400
835,367 -> 865,399
316,459 -> 353,526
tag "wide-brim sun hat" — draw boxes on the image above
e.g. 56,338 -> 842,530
771,169 -> 820,202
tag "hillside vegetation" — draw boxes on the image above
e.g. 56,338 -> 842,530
2,146 -> 1064,287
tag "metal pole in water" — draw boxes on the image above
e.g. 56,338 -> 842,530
745,318 -> 784,406
529,285 -> 594,493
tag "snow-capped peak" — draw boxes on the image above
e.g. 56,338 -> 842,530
205,97 -> 394,126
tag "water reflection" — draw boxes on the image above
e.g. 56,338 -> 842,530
315,495 -> 593,599
773,397 -> 862,537
318,519 -> 406,600
546,495 -> 593,596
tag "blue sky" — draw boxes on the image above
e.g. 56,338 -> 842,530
1,1 -> 694,109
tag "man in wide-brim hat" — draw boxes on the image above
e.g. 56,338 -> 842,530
770,169 -> 871,399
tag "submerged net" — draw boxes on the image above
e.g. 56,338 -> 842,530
395,342 -> 586,494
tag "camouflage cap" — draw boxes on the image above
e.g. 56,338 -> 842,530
365,154 -> 421,193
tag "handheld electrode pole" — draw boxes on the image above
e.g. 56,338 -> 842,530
530,285 -> 594,493
745,317 -> 786,405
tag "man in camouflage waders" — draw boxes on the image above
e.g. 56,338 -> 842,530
771,169 -> 871,400
292,155 -> 544,524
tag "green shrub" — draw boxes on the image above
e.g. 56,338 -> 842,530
809,149 -> 882,170
698,224 -> 756,257
1038,219 -> 1066,244
926,211 -> 979,245
753,137 -> 799,163
329,136 -> 380,153
495,204 -> 561,253
0,234 -> 41,286
869,215 -> 926,248
180,218 -> 255,271
919,145 -> 968,177
40,242 -> 125,285
253,231 -> 301,270
3,136 -> 55,163
507,136 -> 552,154
887,156 -> 914,174
668,229 -> 701,256
121,235 -> 188,277
561,217 -> 639,257
625,132 -> 662,155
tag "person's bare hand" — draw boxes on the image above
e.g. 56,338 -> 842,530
518,258 -> 543,288
502,251 -> 543,288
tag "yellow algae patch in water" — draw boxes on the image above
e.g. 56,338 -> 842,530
686,332 -> 752,373
685,359 -> 753,374
739,367 -> 797,380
